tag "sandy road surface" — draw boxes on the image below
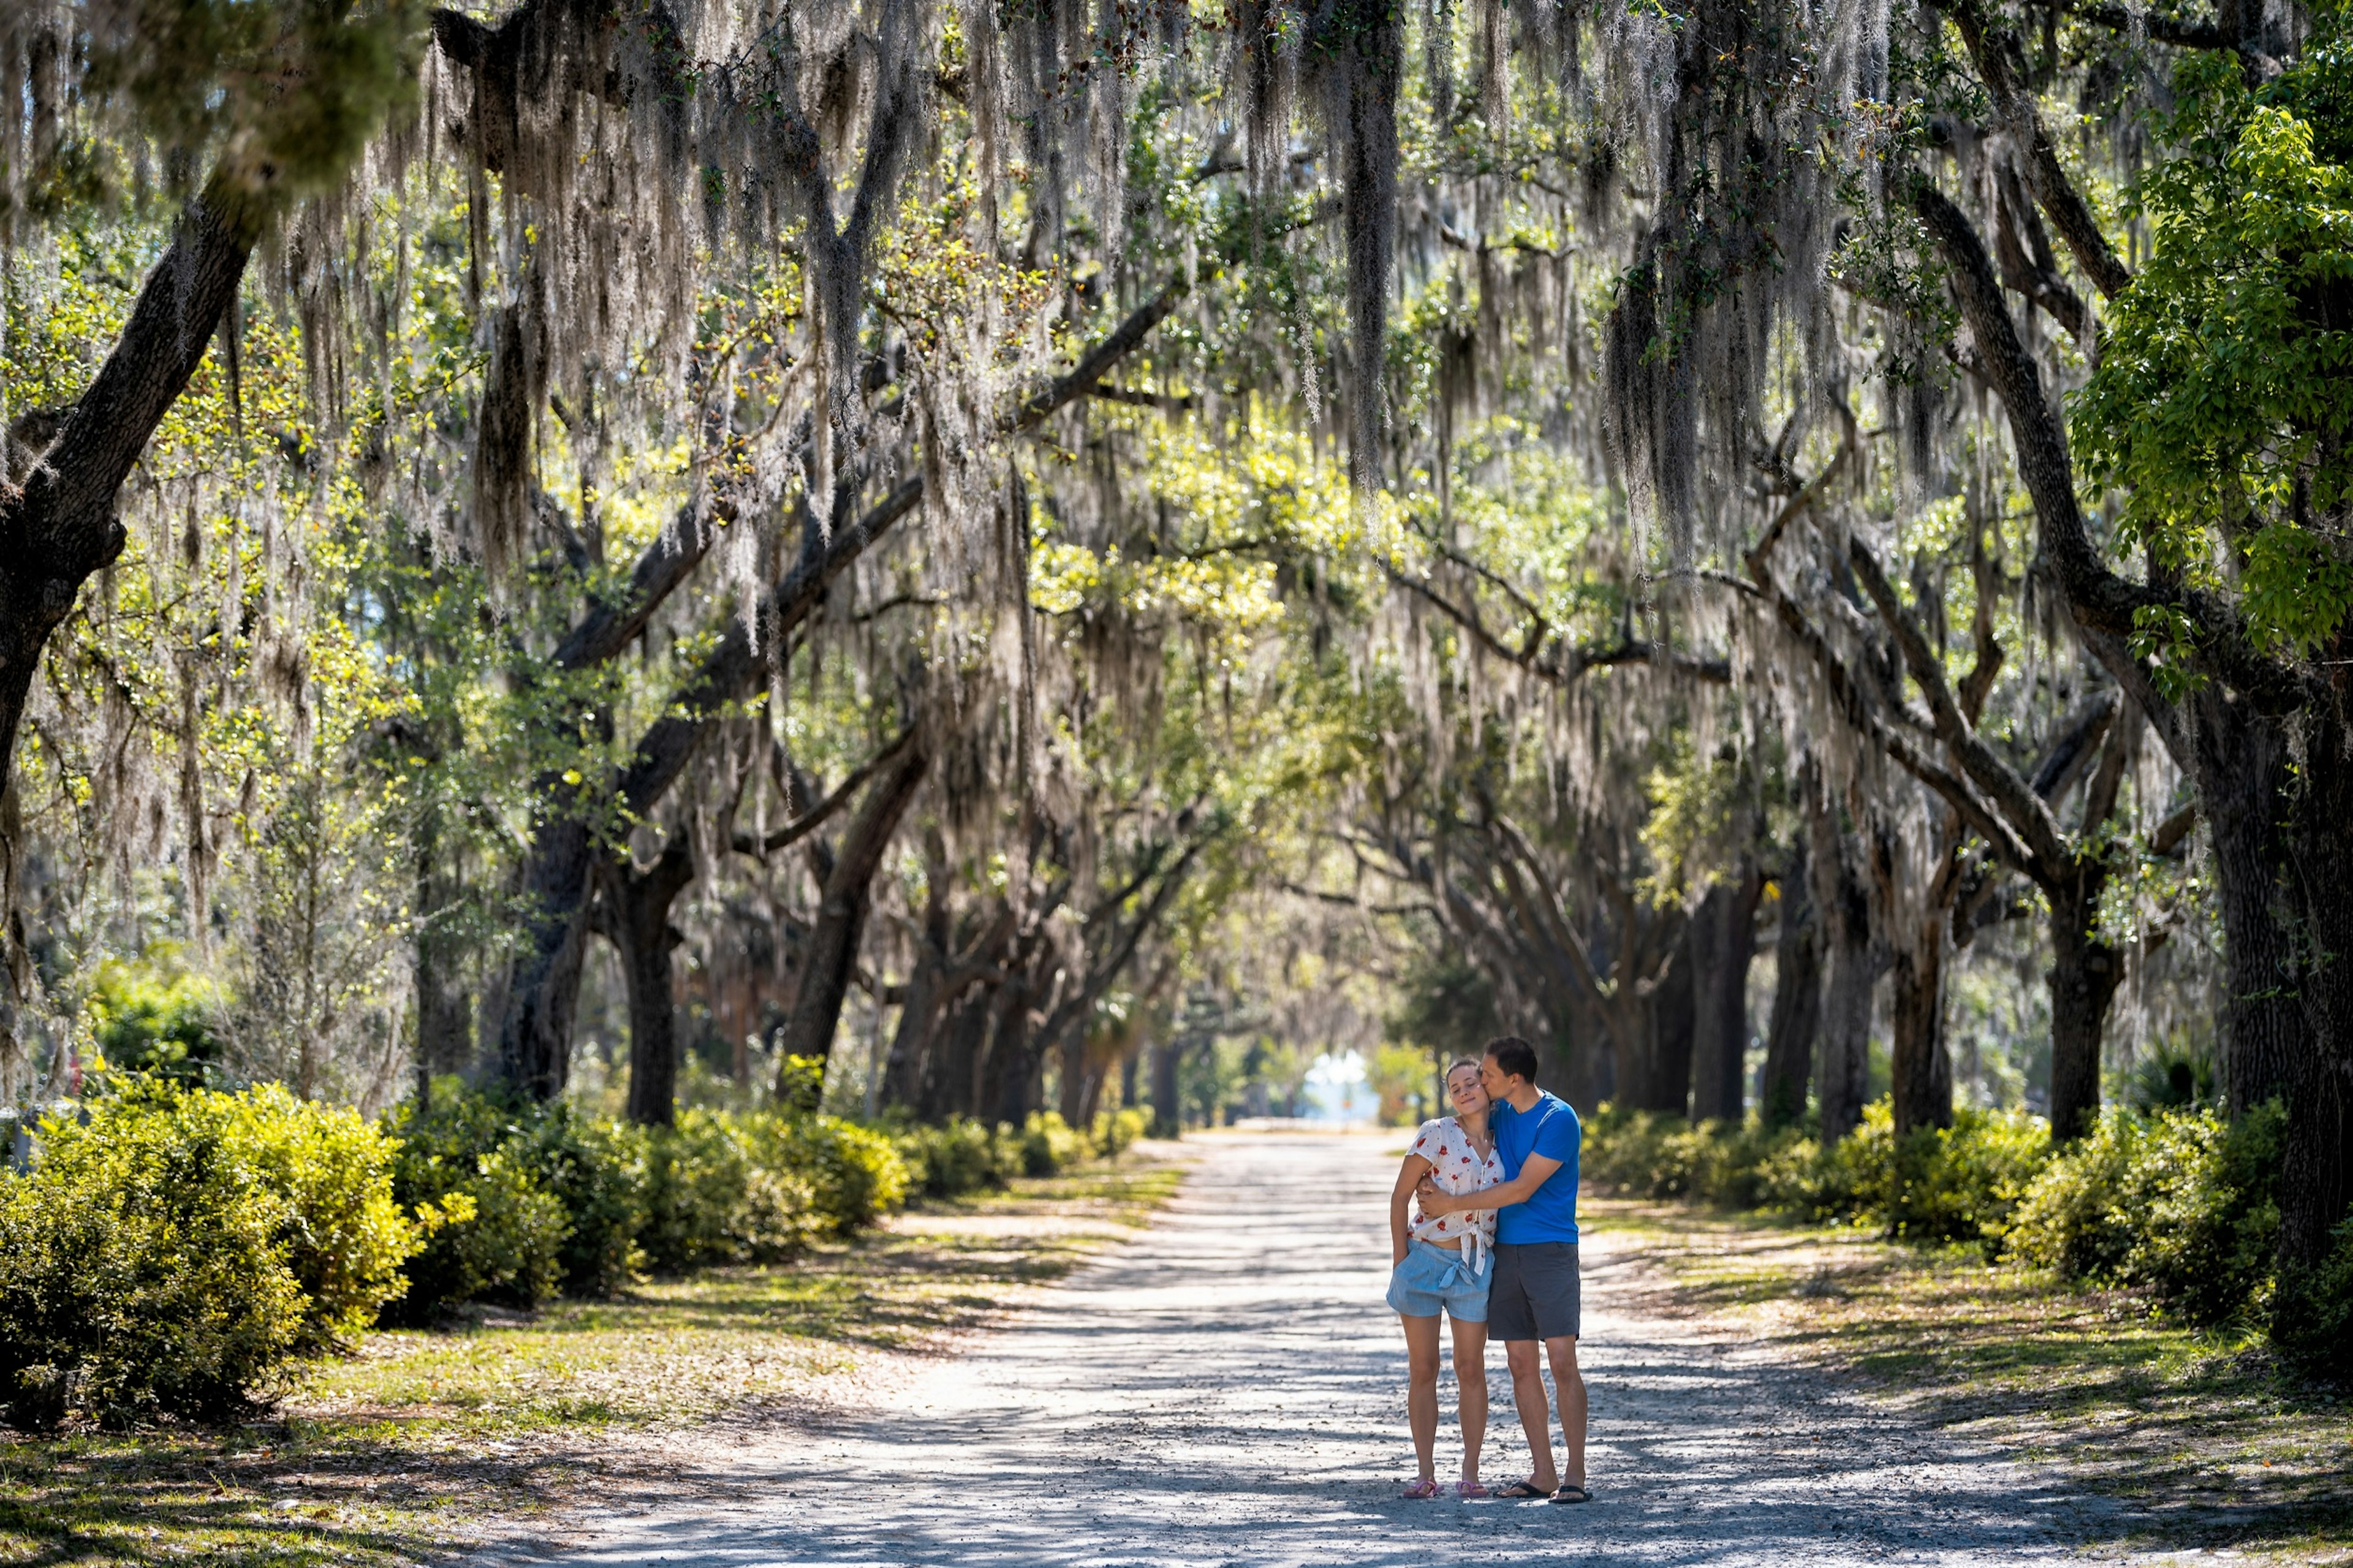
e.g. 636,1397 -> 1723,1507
468,1132 -> 2167,1568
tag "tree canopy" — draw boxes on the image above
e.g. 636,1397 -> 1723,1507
0,0 -> 2347,1339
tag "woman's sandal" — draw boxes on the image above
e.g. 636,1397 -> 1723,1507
1453,1480 -> 1491,1499
1492,1480 -> 1552,1499
1401,1479 -> 1441,1499
1550,1483 -> 1593,1505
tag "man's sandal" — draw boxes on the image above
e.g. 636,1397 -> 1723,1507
1550,1483 -> 1592,1505
1401,1479 -> 1441,1499
1492,1480 -> 1552,1499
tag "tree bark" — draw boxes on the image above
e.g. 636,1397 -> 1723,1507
1811,793 -> 1880,1142
497,814 -> 597,1099
1150,1034 -> 1183,1136
1760,841 -> 1822,1129
986,966 -> 1038,1127
1,186 -> 259,877
881,942 -> 948,1112
2278,700 -> 2353,1271
1641,930 -> 1697,1116
1689,864 -> 1764,1123
598,835 -> 697,1127
1888,903 -> 1953,1135
773,742 -> 931,1106
923,990 -> 995,1121
412,818 -> 474,1088
2188,687 -> 2306,1112
1058,1029 -> 1089,1125
2045,868 -> 2122,1143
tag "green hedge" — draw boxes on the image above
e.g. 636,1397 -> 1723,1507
1583,1094 -> 2309,1349
2273,1218 -> 2353,1382
0,1084 -> 414,1428
883,1108 -> 1146,1199
0,1076 -> 1145,1426
386,1094 -> 918,1311
893,1118 -> 1021,1197
2009,1102 -> 2282,1324
381,1091 -> 572,1322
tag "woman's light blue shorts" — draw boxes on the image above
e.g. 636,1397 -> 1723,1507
1385,1240 -> 1490,1322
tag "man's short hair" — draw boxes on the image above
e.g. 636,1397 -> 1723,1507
1484,1036 -> 1540,1085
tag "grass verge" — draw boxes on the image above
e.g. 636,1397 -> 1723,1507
0,1152 -> 1189,1566
1588,1196 -> 2353,1563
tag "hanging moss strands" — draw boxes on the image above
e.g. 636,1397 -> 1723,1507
0,0 -> 2346,1390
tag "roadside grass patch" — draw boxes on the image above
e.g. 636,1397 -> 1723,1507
1589,1197 -> 2353,1561
0,1154 -> 1188,1567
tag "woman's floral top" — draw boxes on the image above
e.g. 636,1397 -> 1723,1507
1408,1116 -> 1504,1274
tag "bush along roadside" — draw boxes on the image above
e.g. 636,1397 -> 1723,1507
1582,1095 -> 2347,1377
0,1078 -> 1158,1428
0,1083 -> 415,1430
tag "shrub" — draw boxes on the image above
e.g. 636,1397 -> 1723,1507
893,1119 -> 1012,1199
1588,1100 -> 2047,1251
513,1108 -> 648,1297
1827,1102 -> 2050,1249
0,1095 -> 306,1427
1580,1107 -> 1809,1210
84,958 -> 225,1088
1580,1106 -> 1705,1199
2010,1101 -> 2283,1324
2273,1216 -> 2353,1381
768,1116 -> 907,1233
164,1082 -> 418,1352
382,1092 -> 569,1320
640,1110 -> 818,1273
1018,1111 -> 1084,1176
1091,1107 -> 1150,1160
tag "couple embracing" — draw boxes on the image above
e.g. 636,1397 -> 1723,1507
1385,1035 -> 1588,1504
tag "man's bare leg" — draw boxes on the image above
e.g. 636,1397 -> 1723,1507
1545,1335 -> 1586,1488
1504,1338 -> 1559,1491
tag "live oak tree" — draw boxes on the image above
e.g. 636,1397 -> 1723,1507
1,0 -> 2346,1355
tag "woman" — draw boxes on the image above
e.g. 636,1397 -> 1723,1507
1386,1058 -> 1505,1499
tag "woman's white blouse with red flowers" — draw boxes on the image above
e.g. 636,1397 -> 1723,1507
1408,1116 -> 1504,1274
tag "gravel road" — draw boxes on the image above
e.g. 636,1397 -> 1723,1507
471,1132 -> 2171,1568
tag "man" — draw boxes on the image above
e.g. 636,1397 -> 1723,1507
1416,1034 -> 1587,1504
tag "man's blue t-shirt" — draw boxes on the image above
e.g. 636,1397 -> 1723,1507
1490,1091 -> 1582,1244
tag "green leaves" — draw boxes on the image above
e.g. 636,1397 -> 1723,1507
2242,523 -> 2353,656
80,0 -> 428,208
2074,17 -> 2353,668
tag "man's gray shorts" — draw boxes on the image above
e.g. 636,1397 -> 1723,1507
1488,1241 -> 1580,1341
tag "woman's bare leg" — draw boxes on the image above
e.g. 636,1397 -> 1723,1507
1449,1316 -> 1489,1484
1401,1312 -> 1442,1482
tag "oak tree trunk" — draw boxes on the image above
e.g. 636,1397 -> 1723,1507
1689,865 -> 1764,1123
2189,686 -> 2306,1113
1810,804 -> 1879,1142
1889,908 -> 1952,1135
922,990 -> 994,1121
2045,868 -> 2122,1143
881,947 -> 947,1112
1058,1029 -> 1088,1125
599,836 -> 697,1127
1760,843 -> 1822,1129
1639,931 -> 1696,1115
1150,1034 -> 1183,1135
774,743 -> 930,1106
987,970 -> 1037,1127
2278,699 -> 2353,1273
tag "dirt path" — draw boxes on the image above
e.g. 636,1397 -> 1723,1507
464,1132 -> 2170,1567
